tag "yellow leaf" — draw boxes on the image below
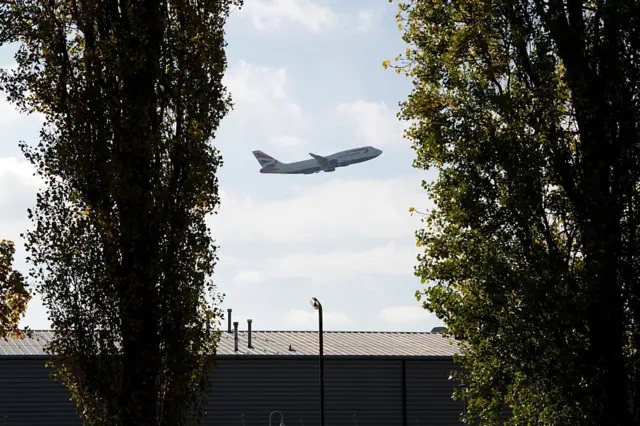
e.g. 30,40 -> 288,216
382,59 -> 391,69
409,206 -> 415,213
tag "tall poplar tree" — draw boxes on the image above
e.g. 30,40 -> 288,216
390,0 -> 640,424
0,1 -> 241,424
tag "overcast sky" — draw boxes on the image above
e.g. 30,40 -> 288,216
1,0 -> 443,332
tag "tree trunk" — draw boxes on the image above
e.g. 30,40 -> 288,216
117,2 -> 165,424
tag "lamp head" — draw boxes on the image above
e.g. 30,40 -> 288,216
310,297 -> 321,310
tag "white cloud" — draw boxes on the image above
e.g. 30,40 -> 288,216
352,9 -> 383,34
0,102 -> 46,126
235,1 -> 383,36
20,293 -> 51,329
213,176 -> 428,244
0,156 -> 40,189
240,0 -> 339,33
0,61 -> 46,126
0,93 -> 46,158
379,305 -> 442,329
0,89 -> 47,331
0,159 -> 49,332
224,60 -> 306,139
264,241 -> 418,281
269,135 -> 306,148
223,310 -> 254,331
233,270 -> 266,284
0,96 -> 25,125
284,308 -> 352,328
0,157 -> 40,239
335,100 -> 407,148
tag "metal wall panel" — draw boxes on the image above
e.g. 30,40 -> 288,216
405,359 -> 512,426
0,357 -> 474,426
323,358 -> 403,426
406,358 -> 465,426
205,358 -> 320,425
205,358 -> 403,426
0,358 -> 81,426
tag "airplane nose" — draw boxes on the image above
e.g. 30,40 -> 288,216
376,149 -> 383,157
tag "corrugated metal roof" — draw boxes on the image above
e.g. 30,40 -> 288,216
0,330 -> 459,357
0,330 -> 56,356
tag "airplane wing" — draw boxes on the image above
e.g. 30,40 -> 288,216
309,153 -> 329,165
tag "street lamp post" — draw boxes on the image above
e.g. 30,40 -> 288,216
310,297 -> 325,426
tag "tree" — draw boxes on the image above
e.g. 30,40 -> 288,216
390,0 -> 640,424
0,0 -> 241,425
0,239 -> 30,339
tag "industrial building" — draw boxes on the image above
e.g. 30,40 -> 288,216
0,314 -> 466,426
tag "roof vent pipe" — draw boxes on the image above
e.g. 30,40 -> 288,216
247,319 -> 253,349
233,321 -> 239,352
227,308 -> 232,333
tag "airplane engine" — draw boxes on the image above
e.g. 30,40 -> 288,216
323,159 -> 338,172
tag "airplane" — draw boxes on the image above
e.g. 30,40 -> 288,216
252,146 -> 382,174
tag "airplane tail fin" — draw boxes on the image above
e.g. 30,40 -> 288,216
252,150 -> 281,167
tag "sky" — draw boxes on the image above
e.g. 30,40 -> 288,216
0,0 -> 443,332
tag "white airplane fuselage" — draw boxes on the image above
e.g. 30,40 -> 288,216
252,146 -> 383,174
